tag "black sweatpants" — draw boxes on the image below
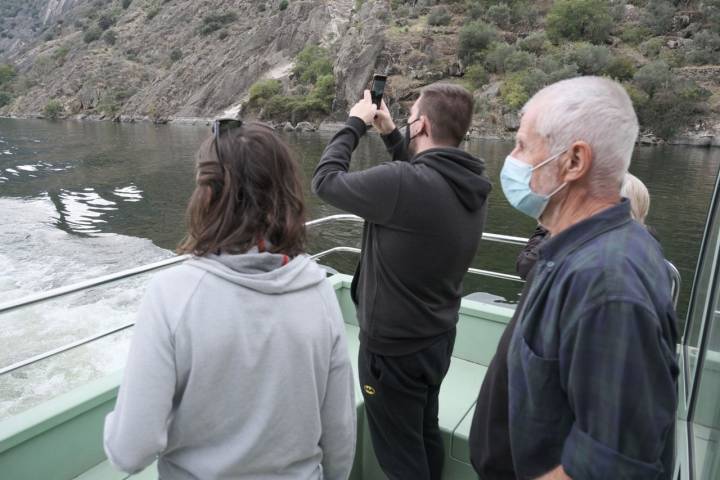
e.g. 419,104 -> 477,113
358,330 -> 456,480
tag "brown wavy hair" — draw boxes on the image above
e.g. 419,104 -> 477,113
177,122 -> 306,257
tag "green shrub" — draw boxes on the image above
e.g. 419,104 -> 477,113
464,64 -> 488,90
609,0 -> 626,22
518,3 -> 542,28
0,91 -> 11,108
146,5 -> 161,20
642,0 -> 674,35
169,48 -> 182,62
686,30 -> 720,65
83,28 -> 102,43
501,76 -> 529,110
537,54 -> 563,74
262,94 -> 327,122
103,29 -> 117,45
658,48 -> 685,68
620,25 -> 651,45
52,46 -> 70,63
263,95 -> 295,118
623,82 -> 650,111
546,0 -> 613,45
122,0 -> 132,9
0,64 -> 16,85
487,3 -> 512,29
200,12 -> 238,35
218,30 -> 229,40
686,47 -> 720,65
249,79 -> 282,103
97,13 -> 115,31
427,6 -> 451,26
458,21 -> 497,64
504,50 -> 536,72
546,63 -> 580,83
293,45 -> 333,85
639,37 -> 665,58
44,99 -> 63,118
565,42 -> 611,75
695,30 -> 720,51
604,55 -> 635,81
311,74 -> 335,107
466,4 -> 483,20
636,81 -> 710,139
513,68 -> 548,97
633,60 -> 672,96
279,0 -> 289,11
484,42 -> 515,73
702,0 -> 720,33
97,95 -> 121,115
517,32 -> 548,54
534,52 -> 581,82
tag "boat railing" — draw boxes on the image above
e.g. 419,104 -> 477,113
0,214 -> 681,376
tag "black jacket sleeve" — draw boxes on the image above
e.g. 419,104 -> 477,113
312,117 -> 403,225
380,128 -> 409,162
515,225 -> 549,280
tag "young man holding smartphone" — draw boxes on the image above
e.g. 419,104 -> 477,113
312,83 -> 491,480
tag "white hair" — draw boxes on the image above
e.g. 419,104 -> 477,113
621,173 -> 650,224
522,76 -> 639,196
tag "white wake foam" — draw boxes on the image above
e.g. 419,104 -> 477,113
0,196 -> 174,419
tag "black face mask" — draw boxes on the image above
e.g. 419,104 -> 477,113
404,118 -> 421,156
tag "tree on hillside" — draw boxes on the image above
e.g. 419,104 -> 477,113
546,0 -> 613,45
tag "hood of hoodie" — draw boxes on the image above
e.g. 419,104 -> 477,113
186,251 -> 326,295
413,147 -> 493,211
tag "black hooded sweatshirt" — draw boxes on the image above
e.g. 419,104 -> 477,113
312,117 -> 492,355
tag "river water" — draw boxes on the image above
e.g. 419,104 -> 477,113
1,117 -> 719,418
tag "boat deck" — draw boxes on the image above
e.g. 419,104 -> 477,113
0,274 -> 514,480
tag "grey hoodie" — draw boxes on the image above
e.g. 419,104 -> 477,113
104,252 -> 356,480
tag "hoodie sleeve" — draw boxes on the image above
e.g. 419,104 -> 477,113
312,116 -> 403,225
319,285 -> 357,480
103,278 -> 177,474
381,128 -> 410,162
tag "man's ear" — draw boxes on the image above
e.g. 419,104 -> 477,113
562,141 -> 592,182
420,115 -> 432,139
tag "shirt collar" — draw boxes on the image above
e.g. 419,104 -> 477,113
538,198 -> 632,262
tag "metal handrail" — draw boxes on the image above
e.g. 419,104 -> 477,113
0,244 -> 523,376
306,214 -> 529,246
0,255 -> 189,316
666,260 -> 681,310
0,322 -> 135,376
0,214 -> 528,317
0,213 -> 681,375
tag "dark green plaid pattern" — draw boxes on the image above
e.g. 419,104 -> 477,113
506,199 -> 679,479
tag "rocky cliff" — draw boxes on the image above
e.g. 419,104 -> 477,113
0,0 -> 388,121
1,0 -> 719,146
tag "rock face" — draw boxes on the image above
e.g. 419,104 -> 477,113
332,0 -> 389,111
0,0 -> 383,120
1,1 -> 718,146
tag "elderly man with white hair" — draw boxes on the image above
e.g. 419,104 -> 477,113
468,76 -> 678,480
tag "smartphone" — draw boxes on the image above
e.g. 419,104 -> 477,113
370,74 -> 387,109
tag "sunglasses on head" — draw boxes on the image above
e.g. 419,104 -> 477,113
212,118 -> 243,166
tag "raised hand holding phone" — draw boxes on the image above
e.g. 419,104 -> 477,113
348,90 -> 378,125
373,100 -> 396,135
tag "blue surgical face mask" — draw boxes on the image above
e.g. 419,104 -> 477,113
500,151 -> 568,219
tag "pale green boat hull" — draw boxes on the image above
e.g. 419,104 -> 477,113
0,274 -> 514,480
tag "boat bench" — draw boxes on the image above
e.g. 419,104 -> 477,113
0,274 -> 514,480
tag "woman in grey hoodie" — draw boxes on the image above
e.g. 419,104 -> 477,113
104,120 -> 356,480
